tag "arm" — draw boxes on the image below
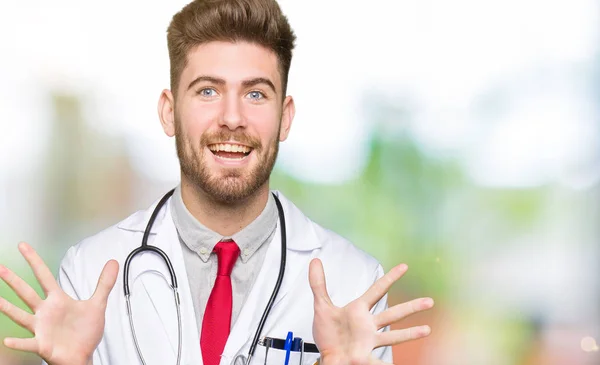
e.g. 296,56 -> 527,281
309,259 -> 434,365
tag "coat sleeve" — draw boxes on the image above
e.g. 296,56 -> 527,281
369,264 -> 393,363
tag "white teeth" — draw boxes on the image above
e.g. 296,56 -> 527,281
209,143 -> 251,153
218,155 -> 246,161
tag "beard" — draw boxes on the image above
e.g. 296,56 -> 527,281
174,118 -> 280,204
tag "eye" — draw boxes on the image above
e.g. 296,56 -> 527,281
246,91 -> 265,100
198,88 -> 217,97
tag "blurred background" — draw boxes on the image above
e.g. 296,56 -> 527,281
1,0 -> 599,364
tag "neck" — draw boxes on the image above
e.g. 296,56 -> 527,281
179,177 -> 270,237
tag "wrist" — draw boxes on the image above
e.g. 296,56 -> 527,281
319,354 -> 344,365
48,355 -> 91,365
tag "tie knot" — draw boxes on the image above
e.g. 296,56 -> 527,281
214,241 -> 240,276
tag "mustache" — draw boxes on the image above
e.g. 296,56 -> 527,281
200,130 -> 262,149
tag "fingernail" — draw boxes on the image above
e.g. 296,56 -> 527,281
424,298 -> 434,307
0,265 -> 5,274
399,264 -> 408,271
421,325 -> 431,336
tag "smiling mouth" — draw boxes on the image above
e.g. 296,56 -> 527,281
208,143 -> 253,160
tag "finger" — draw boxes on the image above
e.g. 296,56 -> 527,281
0,296 -> 35,333
91,260 -> 119,305
376,325 -> 431,347
374,297 -> 434,329
18,242 -> 59,295
308,258 -> 332,306
3,337 -> 38,353
0,264 -> 42,310
360,264 -> 408,308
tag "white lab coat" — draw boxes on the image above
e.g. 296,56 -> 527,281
45,191 -> 393,365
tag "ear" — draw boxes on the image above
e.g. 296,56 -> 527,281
279,95 -> 295,142
158,89 -> 176,137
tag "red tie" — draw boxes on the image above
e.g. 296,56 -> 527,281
200,240 -> 240,365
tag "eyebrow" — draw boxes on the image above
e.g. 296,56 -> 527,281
187,75 -> 225,91
241,77 -> 277,94
187,75 -> 277,94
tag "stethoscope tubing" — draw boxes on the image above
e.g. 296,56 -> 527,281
245,193 -> 286,365
124,189 -> 177,297
122,189 -> 287,365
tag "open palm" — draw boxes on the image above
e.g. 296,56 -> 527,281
0,242 -> 118,365
309,259 -> 434,365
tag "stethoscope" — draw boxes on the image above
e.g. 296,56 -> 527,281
123,188 -> 287,365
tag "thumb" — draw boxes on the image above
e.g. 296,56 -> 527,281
309,258 -> 332,306
92,260 -> 119,305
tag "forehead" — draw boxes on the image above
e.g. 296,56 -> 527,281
180,41 -> 282,91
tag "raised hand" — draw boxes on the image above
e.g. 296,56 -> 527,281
0,242 -> 118,365
309,258 -> 434,365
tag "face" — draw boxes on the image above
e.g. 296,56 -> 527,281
158,41 -> 295,204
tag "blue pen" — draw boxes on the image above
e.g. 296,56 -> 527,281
283,331 -> 293,365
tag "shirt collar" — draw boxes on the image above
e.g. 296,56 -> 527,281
169,184 -> 278,263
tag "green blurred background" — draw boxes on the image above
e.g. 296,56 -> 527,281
1,1 -> 599,364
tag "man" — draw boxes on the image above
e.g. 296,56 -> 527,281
0,1 -> 434,364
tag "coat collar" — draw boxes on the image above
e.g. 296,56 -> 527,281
116,190 -> 322,251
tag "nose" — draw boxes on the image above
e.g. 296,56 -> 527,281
219,94 -> 245,130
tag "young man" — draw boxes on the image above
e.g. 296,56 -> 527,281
0,1 -> 434,364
